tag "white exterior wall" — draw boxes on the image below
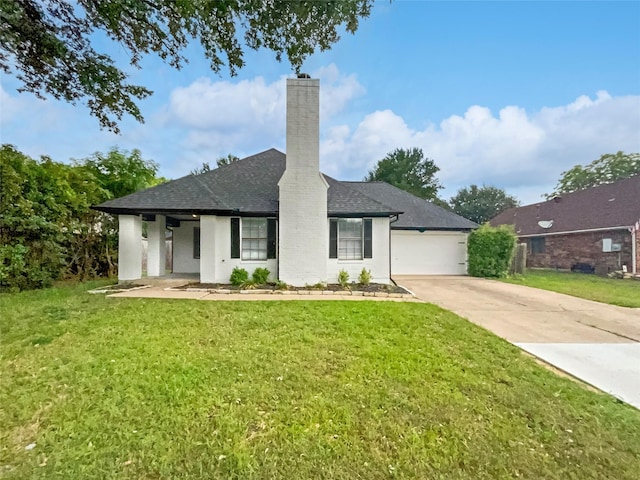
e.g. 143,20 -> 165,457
212,217 -> 278,283
171,217 -> 278,282
391,230 -> 468,275
172,221 -> 200,273
278,77 -> 328,286
118,215 -> 142,281
146,215 -> 166,277
327,217 -> 390,284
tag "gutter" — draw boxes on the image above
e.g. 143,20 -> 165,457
517,225 -> 632,238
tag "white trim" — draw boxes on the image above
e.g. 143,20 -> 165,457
518,225 -> 631,238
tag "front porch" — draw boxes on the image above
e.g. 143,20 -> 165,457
118,213 -> 279,284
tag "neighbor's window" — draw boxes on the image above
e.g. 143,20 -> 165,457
242,218 -> 267,260
530,237 -> 545,254
338,219 -> 363,260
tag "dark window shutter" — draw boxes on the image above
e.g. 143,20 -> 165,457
267,219 -> 277,259
363,219 -> 372,258
230,218 -> 240,258
329,219 -> 338,259
193,227 -> 201,259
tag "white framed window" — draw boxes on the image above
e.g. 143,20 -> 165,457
242,218 -> 268,260
338,218 -> 363,260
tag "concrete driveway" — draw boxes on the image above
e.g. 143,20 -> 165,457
394,275 -> 640,408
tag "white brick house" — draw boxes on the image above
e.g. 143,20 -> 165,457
95,76 -> 476,286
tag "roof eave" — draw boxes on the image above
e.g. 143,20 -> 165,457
391,226 -> 477,231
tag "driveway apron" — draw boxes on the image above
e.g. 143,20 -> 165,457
394,275 -> 640,408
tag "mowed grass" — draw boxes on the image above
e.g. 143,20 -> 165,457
501,269 -> 640,308
1,283 -> 639,479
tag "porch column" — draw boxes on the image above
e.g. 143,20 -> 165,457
118,215 -> 142,281
147,215 -> 166,277
200,215 -> 217,283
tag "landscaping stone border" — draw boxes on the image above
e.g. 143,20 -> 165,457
88,284 -> 152,294
165,286 -> 413,299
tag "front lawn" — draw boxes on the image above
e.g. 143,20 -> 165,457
501,269 -> 640,308
1,284 -> 639,479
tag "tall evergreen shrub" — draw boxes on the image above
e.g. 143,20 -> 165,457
467,224 -> 517,278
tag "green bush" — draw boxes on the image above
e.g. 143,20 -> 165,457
358,268 -> 372,285
337,269 -> 350,287
252,267 -> 270,284
467,224 -> 517,278
229,267 -> 249,286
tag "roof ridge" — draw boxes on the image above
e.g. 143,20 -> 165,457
192,174 -> 231,209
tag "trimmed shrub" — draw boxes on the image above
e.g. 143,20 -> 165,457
467,224 -> 517,278
337,269 -> 350,287
252,267 -> 270,284
358,268 -> 372,285
229,267 -> 249,286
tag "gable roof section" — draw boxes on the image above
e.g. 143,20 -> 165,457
347,182 -> 478,230
95,149 -> 398,217
490,175 -> 640,236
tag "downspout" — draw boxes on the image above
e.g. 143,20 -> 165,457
389,214 -> 399,285
633,229 -> 637,275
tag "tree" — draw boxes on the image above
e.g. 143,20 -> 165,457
0,144 -> 162,290
77,147 -> 160,200
190,154 -> 240,174
1,0 -> 373,132
449,185 -> 519,224
216,153 -> 240,167
546,151 -> 640,198
365,148 -> 442,200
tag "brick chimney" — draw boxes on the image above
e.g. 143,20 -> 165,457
278,75 -> 329,286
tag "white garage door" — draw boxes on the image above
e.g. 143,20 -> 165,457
391,230 -> 468,275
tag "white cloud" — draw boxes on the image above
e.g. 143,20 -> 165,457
164,64 -> 365,166
319,91 -> 640,203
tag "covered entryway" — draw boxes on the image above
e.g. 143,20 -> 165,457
391,230 -> 468,275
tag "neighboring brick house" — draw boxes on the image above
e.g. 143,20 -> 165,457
491,176 -> 640,275
94,76 -> 476,285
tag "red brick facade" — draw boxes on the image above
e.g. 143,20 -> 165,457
524,229 -> 635,273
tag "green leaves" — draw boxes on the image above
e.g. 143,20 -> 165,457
0,145 -> 161,290
547,151 -> 640,198
449,184 -> 519,224
467,224 -> 517,278
1,0 -> 373,131
365,147 -> 442,200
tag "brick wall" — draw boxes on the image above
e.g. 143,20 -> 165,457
524,229 -> 633,273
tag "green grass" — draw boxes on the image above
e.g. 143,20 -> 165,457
1,283 -> 639,479
501,269 -> 640,308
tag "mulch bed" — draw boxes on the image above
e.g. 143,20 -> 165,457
173,282 -> 409,294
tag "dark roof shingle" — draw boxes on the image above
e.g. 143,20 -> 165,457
95,148 -> 476,229
490,175 -> 640,235
346,182 -> 477,230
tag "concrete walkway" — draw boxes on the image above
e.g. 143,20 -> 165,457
395,275 -> 640,408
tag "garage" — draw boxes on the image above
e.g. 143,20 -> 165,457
391,230 -> 469,275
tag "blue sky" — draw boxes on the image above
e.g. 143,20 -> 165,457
2,0 -> 639,203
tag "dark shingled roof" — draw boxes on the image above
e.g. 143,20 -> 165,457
94,148 -> 476,229
490,175 -> 640,236
346,182 -> 478,230
95,149 -> 398,217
